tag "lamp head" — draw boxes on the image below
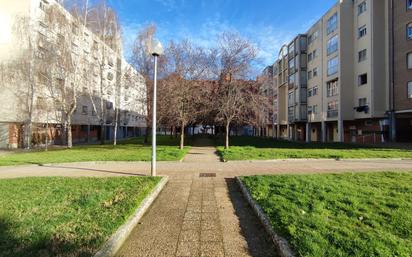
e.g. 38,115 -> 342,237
150,39 -> 163,57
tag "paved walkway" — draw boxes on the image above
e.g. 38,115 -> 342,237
116,138 -> 277,257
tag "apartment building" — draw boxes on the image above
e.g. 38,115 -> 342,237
390,0 -> 412,142
257,65 -> 277,137
269,0 -> 390,143
275,45 -> 289,139
287,34 -> 308,141
0,0 -> 147,149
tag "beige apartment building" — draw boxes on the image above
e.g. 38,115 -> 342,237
0,0 -> 147,149
390,0 -> 412,142
270,0 -> 391,143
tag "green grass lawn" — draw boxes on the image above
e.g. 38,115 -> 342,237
241,172 -> 412,257
0,136 -> 189,166
217,136 -> 412,160
0,176 -> 161,257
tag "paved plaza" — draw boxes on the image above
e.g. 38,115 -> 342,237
1,139 -> 411,256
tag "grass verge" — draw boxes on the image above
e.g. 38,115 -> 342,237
0,176 -> 161,257
217,136 -> 412,160
240,172 -> 412,257
0,136 -> 189,166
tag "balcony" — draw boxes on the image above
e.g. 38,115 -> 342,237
327,110 -> 339,118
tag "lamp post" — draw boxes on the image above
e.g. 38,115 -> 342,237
150,39 -> 163,177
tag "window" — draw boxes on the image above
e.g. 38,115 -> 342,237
36,97 -> 46,109
358,73 -> 368,86
308,88 -> 313,97
106,101 -> 113,110
308,105 -> 318,115
358,25 -> 367,38
327,13 -> 338,34
327,35 -> 338,55
327,79 -> 339,97
359,98 -> 367,106
108,58 -> 114,67
308,30 -> 318,45
327,101 -> 339,118
408,52 -> 412,69
308,52 -> 313,62
408,82 -> 412,98
358,49 -> 367,62
72,24 -> 79,35
408,0 -> 412,10
288,73 -> 296,85
408,23 -> 412,39
288,42 -> 295,56
308,71 -> 313,80
313,49 -> 318,58
39,0 -> 48,11
313,67 -> 318,77
288,92 -> 295,105
289,57 -> 296,70
313,86 -> 318,96
327,57 -> 339,76
358,1 -> 367,15
82,106 -> 88,115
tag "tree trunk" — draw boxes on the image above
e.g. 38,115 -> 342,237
45,114 -> 49,151
225,122 -> 230,149
23,120 -> 32,149
113,124 -> 118,146
100,124 -> 105,145
67,117 -> 73,149
113,109 -> 118,146
180,122 -> 185,150
144,126 -> 150,144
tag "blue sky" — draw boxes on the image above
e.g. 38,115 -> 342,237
108,0 -> 337,71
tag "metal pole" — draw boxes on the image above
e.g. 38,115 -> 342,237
151,55 -> 158,176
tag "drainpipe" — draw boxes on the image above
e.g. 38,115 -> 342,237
389,0 -> 396,142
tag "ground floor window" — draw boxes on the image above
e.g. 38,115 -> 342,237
408,81 -> 412,99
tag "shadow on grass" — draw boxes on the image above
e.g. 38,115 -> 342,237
0,218 -> 94,257
224,178 -> 279,257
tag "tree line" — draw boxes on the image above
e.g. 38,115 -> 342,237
132,25 -> 271,149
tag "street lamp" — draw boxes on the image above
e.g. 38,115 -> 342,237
150,39 -> 163,177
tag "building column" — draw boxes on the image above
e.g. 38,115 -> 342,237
86,125 -> 90,143
321,121 -> 326,143
276,124 -> 280,139
390,112 -> 397,142
306,123 -> 310,143
338,119 -> 344,143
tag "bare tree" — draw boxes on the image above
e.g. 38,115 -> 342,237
5,15 -> 38,149
43,5 -> 87,148
130,24 -> 159,144
161,40 -> 211,149
84,0 -> 122,145
214,32 -> 258,149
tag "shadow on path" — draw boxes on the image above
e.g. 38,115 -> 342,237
224,178 -> 279,257
42,165 -> 147,177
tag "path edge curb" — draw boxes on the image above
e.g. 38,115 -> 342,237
94,176 -> 169,257
235,177 -> 295,257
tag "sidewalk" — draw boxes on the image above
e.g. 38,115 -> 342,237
1,142 -> 412,256
117,138 -> 277,257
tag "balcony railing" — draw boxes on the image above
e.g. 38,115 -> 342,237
327,110 -> 339,118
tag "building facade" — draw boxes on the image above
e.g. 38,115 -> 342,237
0,0 -> 147,149
390,0 -> 412,142
268,0 -> 393,143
